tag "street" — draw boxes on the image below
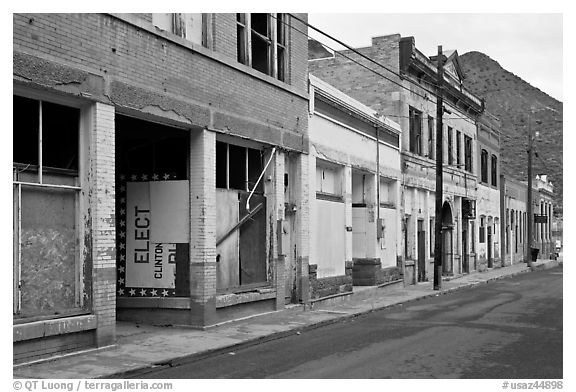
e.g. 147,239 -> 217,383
141,265 -> 562,379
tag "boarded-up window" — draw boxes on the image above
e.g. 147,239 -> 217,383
315,160 -> 342,197
13,96 -> 82,318
153,13 -> 205,46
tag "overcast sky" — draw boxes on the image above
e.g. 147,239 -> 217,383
308,13 -> 563,101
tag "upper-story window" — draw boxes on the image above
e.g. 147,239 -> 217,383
409,107 -> 422,155
464,135 -> 473,173
427,116 -> 434,160
237,13 -> 287,82
456,130 -> 462,166
152,13 -> 206,47
481,149 -> 488,183
491,154 -> 498,186
447,126 -> 453,165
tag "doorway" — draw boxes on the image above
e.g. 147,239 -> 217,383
462,226 -> 469,273
417,219 -> 426,281
441,201 -> 454,275
487,226 -> 493,268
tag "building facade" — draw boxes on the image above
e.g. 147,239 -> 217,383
500,174 -> 555,265
308,75 -> 402,298
13,13 -> 309,363
476,112 -> 502,270
309,35 -> 484,283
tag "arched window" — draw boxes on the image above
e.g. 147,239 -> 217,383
481,149 -> 488,183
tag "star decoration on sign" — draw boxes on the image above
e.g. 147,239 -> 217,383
151,289 -> 158,297
131,174 -> 138,181
120,174 -> 126,181
162,289 -> 169,297
119,231 -> 125,238
120,254 -> 125,262
120,197 -> 126,203
152,174 -> 159,181
129,288 -> 136,296
118,288 -> 125,296
142,174 -> 148,181
120,208 -> 125,215
118,277 -> 124,285
119,265 -> 125,273
163,173 -> 171,180
140,289 -> 147,296
120,185 -> 126,192
120,220 -> 125,227
119,243 -> 125,250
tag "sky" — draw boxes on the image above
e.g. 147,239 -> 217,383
308,13 -> 563,101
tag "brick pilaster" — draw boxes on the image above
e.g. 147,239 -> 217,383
89,102 -> 116,347
189,129 -> 217,327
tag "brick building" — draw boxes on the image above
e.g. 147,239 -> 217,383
13,13 -> 309,363
307,75 -> 402,299
309,35 -> 484,283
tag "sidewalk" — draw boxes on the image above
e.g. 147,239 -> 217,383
13,258 -> 562,379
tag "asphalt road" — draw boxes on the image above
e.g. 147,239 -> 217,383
143,265 -> 563,379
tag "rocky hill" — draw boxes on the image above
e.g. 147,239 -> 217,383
459,51 -> 563,213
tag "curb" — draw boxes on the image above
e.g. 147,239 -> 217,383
104,262 -> 559,379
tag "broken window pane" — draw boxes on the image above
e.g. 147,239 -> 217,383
19,186 -> 78,317
228,144 -> 247,190
247,148 -> 263,193
42,101 -> 79,172
13,96 -> 39,178
251,31 -> 271,75
216,141 -> 228,188
250,13 -> 268,36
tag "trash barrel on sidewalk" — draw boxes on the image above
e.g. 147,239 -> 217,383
531,247 -> 539,262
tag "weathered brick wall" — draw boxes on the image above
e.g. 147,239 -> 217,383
90,102 -> 117,347
13,13 -> 309,152
308,34 -> 402,117
308,262 -> 353,299
352,258 -> 401,286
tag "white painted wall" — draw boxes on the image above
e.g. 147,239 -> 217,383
314,199 -> 346,278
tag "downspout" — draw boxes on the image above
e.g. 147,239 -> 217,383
246,147 -> 277,212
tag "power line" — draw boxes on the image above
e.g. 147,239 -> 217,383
282,13 -> 480,128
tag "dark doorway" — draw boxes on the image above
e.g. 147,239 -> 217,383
441,202 -> 454,275
487,226 -> 493,268
417,220 -> 426,281
462,227 -> 469,273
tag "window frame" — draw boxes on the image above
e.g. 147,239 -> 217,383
236,13 -> 287,82
152,13 -> 208,47
491,154 -> 498,186
464,135 -> 473,172
13,96 -> 85,319
216,140 -> 264,193
409,107 -> 423,155
427,115 -> 434,160
480,149 -> 488,183
447,126 -> 453,165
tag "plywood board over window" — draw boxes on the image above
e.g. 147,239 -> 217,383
215,139 -> 268,292
13,95 -> 83,319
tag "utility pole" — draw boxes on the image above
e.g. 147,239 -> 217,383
433,46 -> 444,290
526,112 -> 534,268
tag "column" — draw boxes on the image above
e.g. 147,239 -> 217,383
89,102 -> 116,347
189,129 -> 217,327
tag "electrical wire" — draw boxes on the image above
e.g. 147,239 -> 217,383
282,13 -> 481,127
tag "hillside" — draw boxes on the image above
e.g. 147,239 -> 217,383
459,51 -> 563,213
